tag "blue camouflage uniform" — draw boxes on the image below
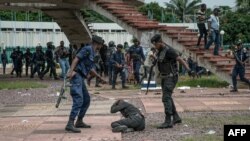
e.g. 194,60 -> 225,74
129,45 -> 145,84
232,47 -> 250,91
111,50 -> 126,88
70,45 -> 95,120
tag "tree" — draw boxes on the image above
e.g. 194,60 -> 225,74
221,11 -> 250,44
165,0 -> 201,22
236,0 -> 250,13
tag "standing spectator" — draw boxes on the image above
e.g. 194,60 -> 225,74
205,8 -> 221,55
1,49 -> 8,74
196,3 -> 207,48
140,47 -> 156,83
24,48 -> 33,76
55,41 -> 70,78
128,39 -> 145,84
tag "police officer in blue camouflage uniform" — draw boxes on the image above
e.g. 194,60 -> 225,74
230,40 -> 250,92
128,39 -> 145,84
151,34 -> 191,129
111,44 -> 128,89
66,35 -> 106,133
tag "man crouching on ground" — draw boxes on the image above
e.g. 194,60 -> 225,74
66,35 -> 107,133
110,99 -> 145,133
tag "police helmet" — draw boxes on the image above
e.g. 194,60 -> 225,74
108,41 -> 115,47
92,35 -> 103,44
117,44 -> 123,49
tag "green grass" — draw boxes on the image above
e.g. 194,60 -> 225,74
179,113 -> 250,141
176,75 -> 229,88
0,81 -> 47,90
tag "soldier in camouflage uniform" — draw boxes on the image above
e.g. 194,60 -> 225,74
151,34 -> 191,129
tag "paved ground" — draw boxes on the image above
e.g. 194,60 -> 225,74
0,77 -> 250,141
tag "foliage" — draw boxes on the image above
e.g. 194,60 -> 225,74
221,11 -> 250,44
177,75 -> 229,88
165,0 -> 201,22
138,2 -> 176,23
81,9 -> 113,23
0,81 -> 47,90
236,0 -> 250,13
0,10 -> 52,21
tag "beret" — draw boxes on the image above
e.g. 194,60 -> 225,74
151,34 -> 162,44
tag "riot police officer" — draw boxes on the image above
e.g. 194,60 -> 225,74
151,34 -> 191,129
111,44 -> 128,89
230,40 -> 250,92
42,42 -> 58,80
24,48 -> 33,76
66,35 -> 106,133
107,41 -> 116,85
16,46 -> 23,77
30,46 -> 45,80
110,99 -> 145,133
128,38 -> 145,84
10,48 -> 17,75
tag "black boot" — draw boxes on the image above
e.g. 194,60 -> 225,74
157,115 -> 173,129
173,113 -> 182,124
65,118 -> 81,133
75,117 -> 91,128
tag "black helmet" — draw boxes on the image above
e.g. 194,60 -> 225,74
117,44 -> 123,49
108,41 -> 115,47
92,35 -> 103,44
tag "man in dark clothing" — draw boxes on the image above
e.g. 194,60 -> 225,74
10,49 -> 17,75
196,3 -> 207,48
230,40 -> 250,92
128,39 -> 145,84
110,99 -> 145,133
42,42 -> 58,80
151,34 -> 191,129
24,48 -> 33,76
1,49 -> 8,74
30,46 -> 45,80
16,46 -> 23,77
111,44 -> 128,89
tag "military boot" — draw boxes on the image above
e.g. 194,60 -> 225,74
65,118 -> 81,133
173,113 -> 182,125
157,115 -> 173,129
75,117 -> 91,128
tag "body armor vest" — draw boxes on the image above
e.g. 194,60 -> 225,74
157,46 -> 178,75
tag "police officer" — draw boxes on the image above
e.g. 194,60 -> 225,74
230,40 -> 250,92
16,46 -> 23,77
110,99 -> 145,133
107,41 -> 116,85
128,38 -> 145,84
30,46 -> 45,80
151,34 -> 191,128
1,49 -> 8,74
24,48 -> 33,76
66,35 -> 107,133
111,44 -> 128,89
42,42 -> 59,80
10,48 -> 17,75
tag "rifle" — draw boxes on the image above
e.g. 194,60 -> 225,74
55,77 -> 72,108
145,59 -> 157,95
